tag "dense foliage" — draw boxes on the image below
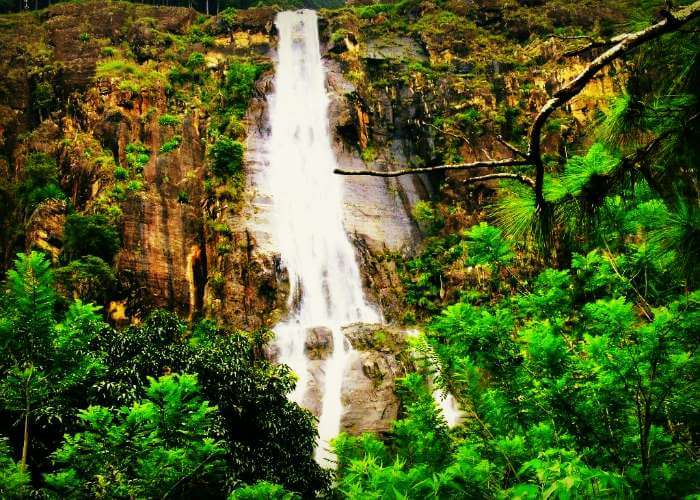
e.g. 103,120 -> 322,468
0,0 -> 698,498
0,252 -> 329,498
336,217 -> 699,498
333,5 -> 700,497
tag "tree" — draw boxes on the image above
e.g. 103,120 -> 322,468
209,137 -> 245,178
91,311 -> 330,497
62,214 -> 121,263
45,373 -> 228,498
0,252 -> 104,472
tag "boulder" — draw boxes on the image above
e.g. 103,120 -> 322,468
305,326 -> 334,360
340,323 -> 411,435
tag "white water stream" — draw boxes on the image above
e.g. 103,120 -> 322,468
263,10 -> 380,465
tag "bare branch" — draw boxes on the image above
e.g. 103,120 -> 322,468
496,135 -> 529,160
463,172 -> 536,188
334,158 -> 529,178
548,34 -> 599,42
420,119 -> 471,145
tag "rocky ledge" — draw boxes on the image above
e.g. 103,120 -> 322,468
291,323 -> 411,436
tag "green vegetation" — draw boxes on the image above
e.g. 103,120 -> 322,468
209,137 -> 244,178
125,142 -> 150,172
337,224 -> 700,497
0,0 -> 699,499
412,200 -> 444,236
45,373 -> 228,498
159,135 -> 182,153
62,213 -> 121,263
54,255 -> 117,305
158,113 -> 181,127
96,59 -> 168,94
0,253 -> 330,497
16,153 -> 65,211
337,5 -> 700,497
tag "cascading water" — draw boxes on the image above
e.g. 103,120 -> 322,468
262,9 -> 380,465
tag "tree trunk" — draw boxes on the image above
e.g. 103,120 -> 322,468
20,413 -> 29,470
20,387 -> 29,472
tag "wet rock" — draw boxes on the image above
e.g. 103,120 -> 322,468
305,326 -> 334,360
117,193 -> 205,320
340,323 -> 411,435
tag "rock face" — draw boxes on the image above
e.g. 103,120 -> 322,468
25,199 -> 67,262
203,70 -> 292,330
341,323 -> 411,435
301,326 -> 334,418
325,61 -> 423,321
292,323 -> 411,435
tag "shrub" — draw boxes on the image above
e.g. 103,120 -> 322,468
62,213 -> 121,262
54,256 -> 117,305
32,81 -> 55,113
228,481 -> 296,500
187,51 -> 206,69
114,166 -> 129,180
209,137 -> 244,178
360,146 -> 376,162
465,222 -> 514,268
125,142 -> 150,172
126,180 -> 143,192
17,152 -> 65,209
45,374 -> 228,499
158,114 -> 181,127
412,200 -> 444,236
224,61 -> 263,117
159,135 -> 182,154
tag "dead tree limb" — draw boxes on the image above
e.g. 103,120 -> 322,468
496,135 -> 529,160
334,158 -> 529,177
335,1 -> 700,210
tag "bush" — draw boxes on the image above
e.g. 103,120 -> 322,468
45,374 -> 228,499
17,152 -> 65,209
54,256 -> 117,305
224,61 -> 263,117
125,142 -> 150,172
186,51 -> 206,69
229,481 -> 297,500
412,200 -> 444,236
114,166 -> 129,180
159,135 -> 182,154
62,213 -> 121,262
465,222 -> 514,268
209,137 -> 244,178
158,114 -> 181,127
126,180 -> 143,192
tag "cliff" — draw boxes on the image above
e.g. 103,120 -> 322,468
0,1 -> 627,436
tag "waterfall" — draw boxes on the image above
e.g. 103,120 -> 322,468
262,9 -> 380,465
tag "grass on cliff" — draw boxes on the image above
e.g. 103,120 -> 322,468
96,58 -> 169,92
